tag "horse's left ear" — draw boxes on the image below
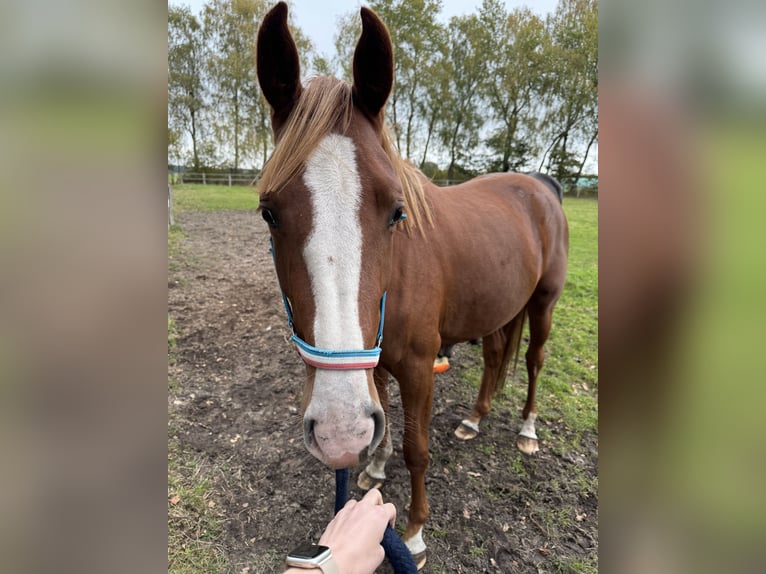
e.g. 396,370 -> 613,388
352,7 -> 394,122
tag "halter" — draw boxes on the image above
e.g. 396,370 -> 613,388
269,238 -> 386,370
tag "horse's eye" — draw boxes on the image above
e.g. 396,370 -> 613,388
389,206 -> 406,226
261,208 -> 278,227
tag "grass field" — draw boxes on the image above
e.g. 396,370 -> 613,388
168,185 -> 598,573
538,197 -> 598,445
171,184 -> 259,212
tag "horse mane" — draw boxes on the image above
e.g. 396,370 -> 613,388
258,75 -> 432,233
527,172 -> 564,204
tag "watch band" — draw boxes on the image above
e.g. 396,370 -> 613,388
285,544 -> 340,574
316,553 -> 340,574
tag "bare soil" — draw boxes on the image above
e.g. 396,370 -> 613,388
168,210 -> 598,573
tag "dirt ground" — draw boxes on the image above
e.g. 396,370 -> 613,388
168,210 -> 598,573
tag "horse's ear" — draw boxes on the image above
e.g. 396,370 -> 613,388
352,7 -> 394,122
257,2 -> 302,130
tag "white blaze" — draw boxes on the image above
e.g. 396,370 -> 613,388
302,133 -> 373,465
303,133 -> 364,350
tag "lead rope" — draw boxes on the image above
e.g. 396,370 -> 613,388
335,469 -> 418,573
269,238 -> 415,570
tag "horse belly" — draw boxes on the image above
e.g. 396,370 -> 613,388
440,249 -> 539,342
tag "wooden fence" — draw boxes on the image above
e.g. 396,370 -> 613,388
168,172 -> 596,193
431,175 -> 597,195
169,172 -> 258,186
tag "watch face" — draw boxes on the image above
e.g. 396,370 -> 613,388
289,543 -> 330,560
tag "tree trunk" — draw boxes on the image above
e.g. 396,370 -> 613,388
573,128 -> 598,197
447,120 -> 461,182
405,109 -> 414,160
259,109 -> 269,171
190,107 -> 200,170
501,125 -> 511,172
420,111 -> 437,169
504,108 -> 520,172
233,94 -> 240,170
390,95 -> 401,152
539,132 -> 564,172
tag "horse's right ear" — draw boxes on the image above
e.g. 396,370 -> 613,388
257,2 -> 302,130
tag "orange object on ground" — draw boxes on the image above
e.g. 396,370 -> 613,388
433,356 -> 450,373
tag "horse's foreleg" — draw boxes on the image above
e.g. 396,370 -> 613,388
397,361 -> 434,570
517,299 -> 555,455
358,367 -> 392,490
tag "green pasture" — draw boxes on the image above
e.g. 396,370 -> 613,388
537,197 -> 598,443
171,183 -> 259,212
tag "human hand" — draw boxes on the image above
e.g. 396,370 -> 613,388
318,488 -> 397,574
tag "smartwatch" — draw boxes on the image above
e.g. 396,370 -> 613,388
285,543 -> 340,574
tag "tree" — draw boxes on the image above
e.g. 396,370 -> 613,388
439,14 -> 487,181
333,3 -> 447,165
331,11 -> 359,82
479,0 -> 546,172
416,27 -> 449,169
168,6 -> 209,169
203,0 -> 313,169
539,0 -> 598,190
369,0 -> 444,160
568,0 -> 598,194
311,54 -> 334,76
203,0 -> 260,169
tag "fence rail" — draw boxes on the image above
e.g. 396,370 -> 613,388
431,175 -> 597,193
170,172 -> 259,186
168,172 -> 597,193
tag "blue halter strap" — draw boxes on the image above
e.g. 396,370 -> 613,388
269,238 -> 386,370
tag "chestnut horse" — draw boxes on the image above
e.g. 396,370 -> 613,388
256,3 -> 568,568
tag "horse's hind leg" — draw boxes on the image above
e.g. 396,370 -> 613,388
358,366 -> 393,490
517,293 -> 558,455
455,321 -> 518,440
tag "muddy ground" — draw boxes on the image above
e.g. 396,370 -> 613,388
168,210 -> 598,573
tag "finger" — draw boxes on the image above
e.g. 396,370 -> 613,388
360,488 -> 384,506
343,499 -> 358,511
381,502 -> 397,527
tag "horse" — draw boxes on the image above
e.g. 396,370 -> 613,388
256,3 -> 568,568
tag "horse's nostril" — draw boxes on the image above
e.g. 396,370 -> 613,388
303,417 -> 316,449
369,407 -> 386,453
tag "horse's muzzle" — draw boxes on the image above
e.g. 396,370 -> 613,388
303,403 -> 385,468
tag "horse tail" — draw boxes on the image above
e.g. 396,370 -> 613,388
494,305 -> 528,398
528,172 -> 563,203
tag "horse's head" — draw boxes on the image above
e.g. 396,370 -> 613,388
256,3 -> 405,468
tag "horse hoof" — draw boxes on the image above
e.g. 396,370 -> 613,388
433,356 -> 450,374
357,470 -> 384,491
411,550 -> 427,570
454,421 -> 479,441
516,435 -> 539,454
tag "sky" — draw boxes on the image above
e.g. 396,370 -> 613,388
168,0 -> 560,58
